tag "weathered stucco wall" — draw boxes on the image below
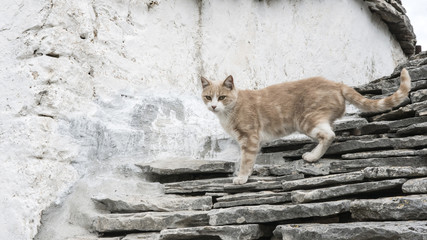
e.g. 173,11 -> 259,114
0,0 -> 408,239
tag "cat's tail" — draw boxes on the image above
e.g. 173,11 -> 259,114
341,68 -> 411,112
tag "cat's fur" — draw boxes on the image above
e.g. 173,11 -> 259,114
201,69 -> 411,184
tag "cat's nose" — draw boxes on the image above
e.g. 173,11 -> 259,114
212,105 -> 217,110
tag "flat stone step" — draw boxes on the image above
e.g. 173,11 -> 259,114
92,194 -> 212,212
276,135 -> 427,158
94,211 -> 209,233
122,233 -> 160,240
159,224 -> 272,240
137,158 -> 235,175
402,177 -> 427,193
281,171 -> 364,191
363,166 -> 427,179
273,221 -> 427,240
208,200 -> 350,226
396,122 -> 427,136
136,158 -> 235,182
214,191 -> 292,208
164,174 -> 304,194
370,100 -> 427,121
342,148 -> 427,159
350,195 -> 427,221
330,156 -> 427,173
290,178 -> 406,204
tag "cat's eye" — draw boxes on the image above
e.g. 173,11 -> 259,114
218,96 -> 226,100
205,96 -> 212,100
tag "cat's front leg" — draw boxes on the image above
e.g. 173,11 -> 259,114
233,135 -> 259,185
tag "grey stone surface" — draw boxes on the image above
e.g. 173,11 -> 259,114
371,101 -> 427,121
92,194 -> 212,212
136,158 -> 235,175
291,179 -> 406,203
164,175 -> 303,194
253,164 -> 294,176
342,149 -> 427,159
364,0 -> 416,55
94,211 -> 209,232
385,116 -> 427,131
281,171 -> 364,191
353,122 -> 390,135
273,221 -> 427,240
214,191 -> 292,208
122,233 -> 160,240
402,177 -> 427,193
411,89 -> 427,103
159,224 -> 271,240
350,195 -> 427,220
396,122 -> 427,136
333,118 -> 368,132
208,200 -> 350,226
364,166 -> 427,179
223,174 -> 304,193
330,156 -> 427,173
277,135 -> 427,158
326,135 -> 427,155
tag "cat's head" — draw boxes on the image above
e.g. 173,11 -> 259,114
200,75 -> 237,114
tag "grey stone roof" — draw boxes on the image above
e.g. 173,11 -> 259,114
364,0 -> 417,56
84,52 -> 427,239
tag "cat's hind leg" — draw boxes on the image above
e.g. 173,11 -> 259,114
302,122 -> 335,162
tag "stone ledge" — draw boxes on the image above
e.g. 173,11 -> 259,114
350,195 -> 427,220
159,224 -> 272,240
208,200 -> 351,226
273,221 -> 427,240
291,178 -> 406,204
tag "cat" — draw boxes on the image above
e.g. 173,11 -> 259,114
201,69 -> 411,184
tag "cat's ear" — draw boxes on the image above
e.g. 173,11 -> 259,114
223,75 -> 234,90
201,77 -> 211,89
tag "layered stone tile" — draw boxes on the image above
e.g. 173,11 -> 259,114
291,179 -> 406,203
208,200 -> 350,226
402,177 -> 427,193
94,211 -> 209,232
273,221 -> 427,240
159,224 -> 272,240
350,195 -> 427,220
364,166 -> 427,179
214,191 -> 292,208
92,194 -> 212,212
281,171 -> 364,191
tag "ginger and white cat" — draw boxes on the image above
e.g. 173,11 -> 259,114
201,69 -> 411,184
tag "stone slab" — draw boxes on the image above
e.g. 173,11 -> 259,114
159,224 -> 271,240
94,211 -> 209,232
326,135 -> 427,156
410,89 -> 427,103
122,233 -> 160,240
164,175 -> 303,194
396,122 -> 427,136
136,158 -> 235,176
92,194 -> 212,212
214,191 -> 292,208
342,148 -> 427,159
353,122 -> 390,135
330,156 -> 427,173
281,171 -> 364,191
333,118 -> 368,132
402,177 -> 427,193
371,101 -> 427,121
223,174 -> 304,193
364,166 -> 427,179
278,136 -> 427,158
208,200 -> 350,226
350,195 -> 427,220
273,221 -> 427,240
291,179 -> 406,203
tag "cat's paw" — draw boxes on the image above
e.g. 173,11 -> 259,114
233,176 -> 249,185
302,152 -> 320,163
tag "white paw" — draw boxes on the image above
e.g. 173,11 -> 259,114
302,152 -> 320,163
233,176 -> 249,185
